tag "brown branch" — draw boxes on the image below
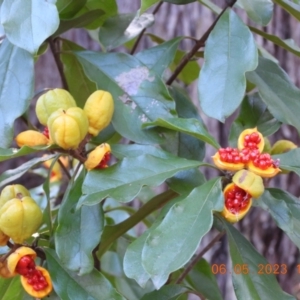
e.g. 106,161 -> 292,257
48,38 -> 69,90
130,1 -> 164,55
176,231 -> 226,284
166,0 -> 238,85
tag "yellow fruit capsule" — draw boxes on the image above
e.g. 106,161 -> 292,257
20,266 -> 53,298
271,140 -> 297,155
36,89 -> 77,125
0,184 -> 30,209
15,130 -> 49,148
232,170 -> 264,198
212,152 -> 245,172
83,90 -> 114,136
7,246 -> 37,275
237,127 -> 264,152
221,183 -> 252,223
0,197 -> 43,244
84,143 -> 111,170
47,107 -> 89,150
247,160 -> 281,178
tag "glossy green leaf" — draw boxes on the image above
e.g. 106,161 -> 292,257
135,37 -> 182,77
75,51 -> 175,144
140,0 -> 160,14
250,26 -> 300,58
142,178 -> 223,289
78,154 -> 203,207
141,285 -> 189,300
222,219 -> 295,300
56,0 -> 87,18
124,193 -> 186,287
45,248 -> 125,300
0,276 -> 24,300
273,0 -> 300,21
229,93 -> 281,146
1,0 -> 59,54
60,39 -> 96,108
198,9 -> 258,122
186,258 -> 223,300
54,9 -> 104,36
0,39 -> 34,148
163,0 -> 196,4
55,171 -> 104,275
238,0 -> 273,25
0,154 -> 56,188
0,145 -> 51,162
145,117 -> 220,149
99,13 -> 154,51
256,188 -> 300,249
272,148 -> 300,176
76,0 -> 118,29
247,57 -> 300,133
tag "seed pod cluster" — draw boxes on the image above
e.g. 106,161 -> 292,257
212,128 -> 286,223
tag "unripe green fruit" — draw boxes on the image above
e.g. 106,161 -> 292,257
47,107 -> 89,150
271,140 -> 297,155
84,90 -> 114,136
0,184 -> 30,209
36,89 -> 77,125
0,197 -> 43,244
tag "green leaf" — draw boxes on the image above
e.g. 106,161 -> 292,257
78,154 -> 203,207
250,26 -> 300,58
163,0 -> 196,4
247,57 -> 300,133
124,193 -> 186,287
60,39 -> 96,108
1,0 -> 59,54
54,9 -> 105,36
55,171 -> 104,275
0,276 -> 24,300
75,51 -> 175,144
140,0 -> 160,14
142,178 -> 223,289
238,0 -> 273,25
222,219 -> 295,300
0,39 -> 34,148
141,285 -> 189,300
0,154 -> 56,188
0,145 -> 51,162
272,148 -> 300,176
273,0 -> 300,21
45,248 -> 125,300
99,13 -> 154,51
145,117 -> 220,149
229,93 -> 281,146
256,188 -> 300,250
56,0 -> 87,18
198,8 -> 258,122
186,258 -> 223,300
135,37 -> 182,77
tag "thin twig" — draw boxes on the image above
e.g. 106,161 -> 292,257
130,1 -> 164,55
176,231 -> 226,284
48,38 -> 69,90
166,0 -> 237,85
57,157 -> 71,180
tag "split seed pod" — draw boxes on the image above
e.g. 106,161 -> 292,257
0,197 -> 43,244
36,89 -> 77,125
47,107 -> 89,150
84,90 -> 114,136
212,151 -> 245,172
0,259 -> 14,278
15,130 -> 49,148
237,127 -> 264,152
84,143 -> 111,170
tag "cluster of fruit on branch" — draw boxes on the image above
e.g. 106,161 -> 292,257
212,128 -> 296,223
